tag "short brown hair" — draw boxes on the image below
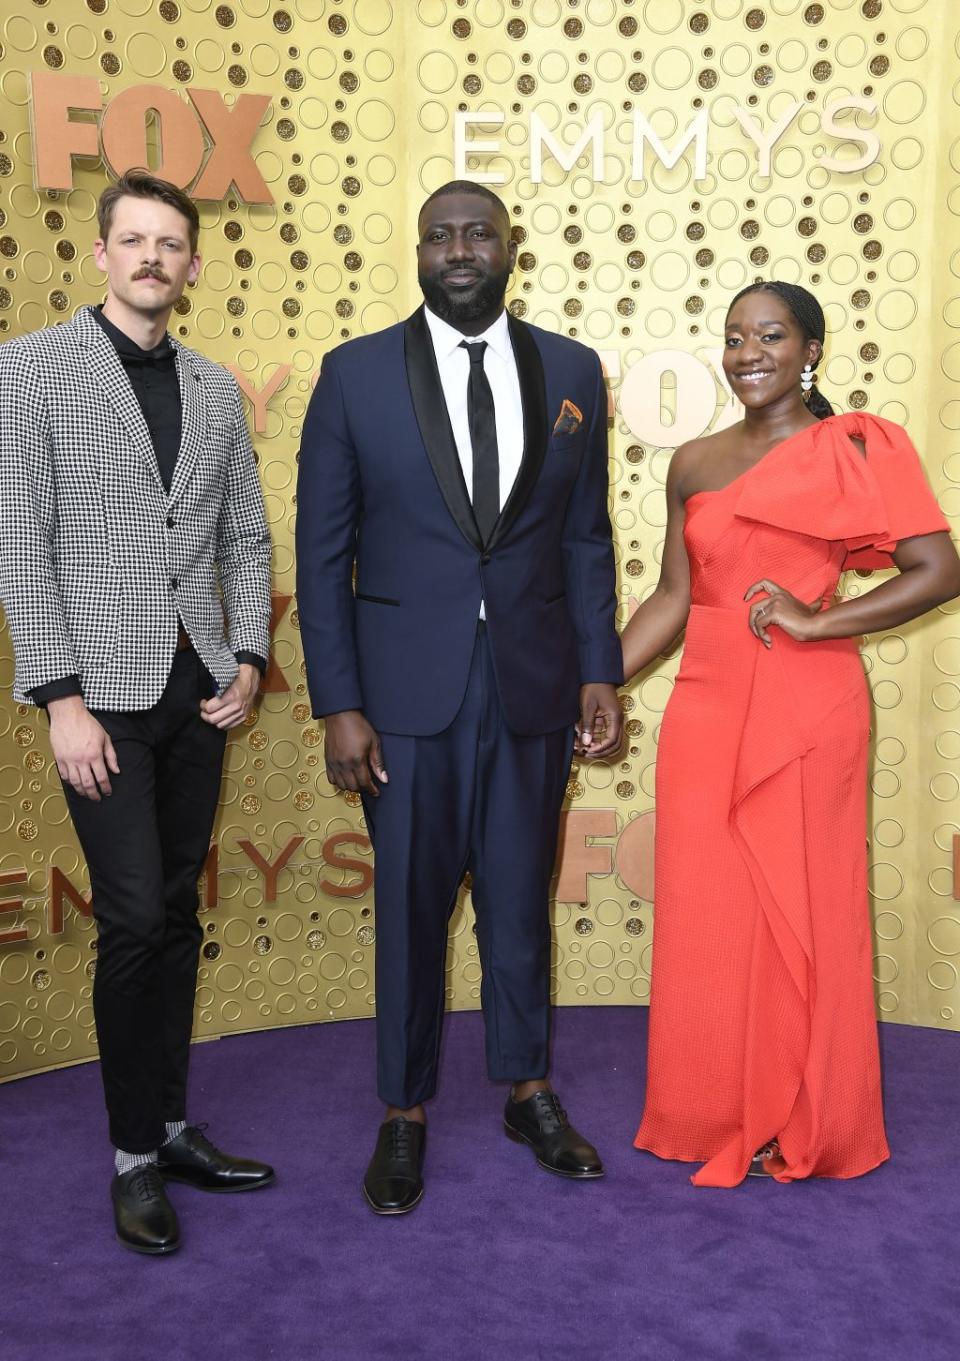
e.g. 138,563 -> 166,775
98,169 -> 200,253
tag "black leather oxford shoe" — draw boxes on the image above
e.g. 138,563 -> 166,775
111,1164 -> 181,1255
362,1117 -> 426,1215
157,1124 -> 275,1193
504,1090 -> 604,1179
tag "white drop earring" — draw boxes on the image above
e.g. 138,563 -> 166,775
801,364 -> 815,395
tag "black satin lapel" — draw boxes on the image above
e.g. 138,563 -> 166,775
404,307 -> 482,552
487,314 -> 548,552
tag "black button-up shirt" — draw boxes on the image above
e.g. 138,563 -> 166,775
33,309 -> 265,704
94,305 -> 182,493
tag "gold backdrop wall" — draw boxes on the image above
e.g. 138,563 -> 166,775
1,0 -> 959,1082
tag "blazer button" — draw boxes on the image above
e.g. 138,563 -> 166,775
166,516 -> 175,529
481,554 -> 491,565
170,576 -> 179,590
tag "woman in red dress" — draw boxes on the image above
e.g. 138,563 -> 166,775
621,282 -> 960,1187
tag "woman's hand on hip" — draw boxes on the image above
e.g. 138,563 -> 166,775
744,579 -> 823,648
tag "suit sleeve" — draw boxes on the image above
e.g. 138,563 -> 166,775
560,354 -> 624,686
0,346 -> 82,700
295,349 -> 364,717
215,377 -> 273,662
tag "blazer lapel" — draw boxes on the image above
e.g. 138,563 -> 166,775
167,341 -> 208,507
486,314 -> 548,553
404,306 -> 482,552
75,307 -> 167,499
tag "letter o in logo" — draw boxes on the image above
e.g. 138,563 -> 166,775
619,349 -> 718,447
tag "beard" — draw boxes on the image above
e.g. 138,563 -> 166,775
418,262 -> 512,328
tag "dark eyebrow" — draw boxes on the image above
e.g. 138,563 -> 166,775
422,218 -> 496,231
120,230 -> 186,244
724,319 -> 786,330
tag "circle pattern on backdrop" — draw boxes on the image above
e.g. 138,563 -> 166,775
0,0 -> 956,1075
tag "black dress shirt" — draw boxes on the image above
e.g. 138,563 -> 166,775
94,305 -> 182,493
32,309 -> 266,705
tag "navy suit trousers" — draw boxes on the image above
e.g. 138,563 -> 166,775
362,624 -> 574,1108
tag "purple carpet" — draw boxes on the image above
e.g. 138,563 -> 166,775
1,1007 -> 956,1361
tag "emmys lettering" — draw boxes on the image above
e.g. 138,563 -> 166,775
0,813 -> 654,947
454,99 -> 881,183
28,70 -> 273,203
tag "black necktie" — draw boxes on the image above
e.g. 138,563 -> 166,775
460,339 -> 500,543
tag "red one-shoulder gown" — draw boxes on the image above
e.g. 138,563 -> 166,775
633,413 -> 950,1187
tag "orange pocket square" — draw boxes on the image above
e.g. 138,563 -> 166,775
553,399 -> 583,436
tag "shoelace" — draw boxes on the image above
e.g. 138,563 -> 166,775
178,1122 -> 213,1153
387,1120 -> 416,1162
131,1165 -> 164,1204
529,1091 -> 569,1135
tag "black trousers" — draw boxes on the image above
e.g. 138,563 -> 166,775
362,624 -> 574,1109
62,649 -> 225,1152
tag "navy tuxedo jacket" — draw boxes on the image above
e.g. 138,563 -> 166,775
296,306 -> 622,737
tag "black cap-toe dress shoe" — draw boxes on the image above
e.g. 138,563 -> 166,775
504,1090 -> 604,1179
362,1117 -> 426,1215
112,1165 -> 181,1255
157,1124 -> 275,1193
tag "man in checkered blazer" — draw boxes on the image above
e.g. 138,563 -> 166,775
0,171 -> 275,1256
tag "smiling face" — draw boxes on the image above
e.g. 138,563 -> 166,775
722,289 -> 822,411
93,194 -> 201,321
416,191 -> 517,331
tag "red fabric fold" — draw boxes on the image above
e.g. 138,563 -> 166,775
729,644 -> 815,1001
733,412 -> 949,570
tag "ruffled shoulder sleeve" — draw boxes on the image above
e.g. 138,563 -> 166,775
733,412 -> 950,570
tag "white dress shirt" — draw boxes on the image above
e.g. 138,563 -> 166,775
423,306 -> 525,618
423,306 -> 524,519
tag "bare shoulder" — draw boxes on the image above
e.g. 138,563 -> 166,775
668,429 -> 734,497
669,436 -> 711,477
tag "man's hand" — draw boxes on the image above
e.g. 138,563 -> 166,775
48,695 -> 120,801
324,709 -> 388,798
200,662 -> 261,729
575,683 -> 622,759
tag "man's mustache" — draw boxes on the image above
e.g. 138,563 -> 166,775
131,265 -> 171,283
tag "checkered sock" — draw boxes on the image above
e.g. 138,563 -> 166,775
163,1120 -> 187,1145
114,1148 -> 158,1176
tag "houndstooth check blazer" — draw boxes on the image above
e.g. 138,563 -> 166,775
0,305 -> 272,710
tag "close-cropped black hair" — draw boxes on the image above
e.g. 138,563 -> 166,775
418,180 -> 510,233
727,281 -> 834,420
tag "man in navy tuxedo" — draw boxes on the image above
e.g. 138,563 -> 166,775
296,182 -> 622,1213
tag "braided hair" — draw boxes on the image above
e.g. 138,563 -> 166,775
727,281 -> 834,420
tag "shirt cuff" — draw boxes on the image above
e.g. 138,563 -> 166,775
235,651 -> 267,677
31,675 -> 84,706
